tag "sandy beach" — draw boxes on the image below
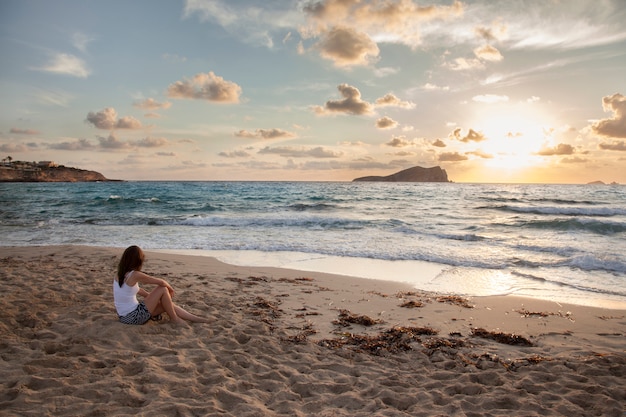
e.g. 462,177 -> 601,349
1,245 -> 624,416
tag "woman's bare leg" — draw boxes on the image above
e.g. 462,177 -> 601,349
174,305 -> 210,323
144,287 -> 186,325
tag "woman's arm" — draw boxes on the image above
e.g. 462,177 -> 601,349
127,271 -> 175,296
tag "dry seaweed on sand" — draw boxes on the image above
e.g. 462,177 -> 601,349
422,337 -> 466,350
436,295 -> 474,309
399,300 -> 424,308
278,277 -> 315,284
250,297 -> 283,320
471,327 -> 533,346
283,323 -> 317,344
516,308 -> 575,322
332,309 -> 383,327
318,326 -> 440,355
248,275 -> 269,282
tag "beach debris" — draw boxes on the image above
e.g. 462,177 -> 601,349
318,326 -> 442,355
515,308 -> 575,322
248,275 -> 269,282
471,327 -> 533,346
283,323 -> 317,344
436,295 -> 474,309
332,309 -> 383,327
278,277 -> 314,284
422,337 -> 465,350
249,297 -> 283,326
294,307 -> 321,318
597,315 -> 624,320
319,328 -> 412,355
399,300 -> 424,308
368,291 -> 389,298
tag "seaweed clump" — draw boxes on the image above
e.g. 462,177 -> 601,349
332,309 -> 383,327
250,297 -> 283,326
318,326 -> 439,355
471,327 -> 533,346
437,295 -> 474,309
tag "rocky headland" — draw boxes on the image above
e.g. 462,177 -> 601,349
353,166 -> 450,182
0,162 -> 114,182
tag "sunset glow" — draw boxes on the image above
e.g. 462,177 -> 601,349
1,1 -> 625,183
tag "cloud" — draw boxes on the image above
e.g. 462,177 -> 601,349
472,94 -> 509,103
339,141 -> 368,147
467,150 -> 493,159
315,26 -> 380,67
376,116 -> 398,129
473,44 -> 503,62
390,150 -> 416,157
32,88 -> 73,107
599,140 -> 626,151
313,84 -> 374,115
432,139 -> 446,147
219,150 -> 251,158
48,138 -> 95,150
385,136 -> 414,147
375,93 -> 415,109
474,25 -> 506,43
162,53 -> 188,63
373,67 -> 400,77
85,108 -> 143,130
134,98 -> 172,110
537,143 -> 575,156
439,152 -> 468,162
34,53 -> 90,78
167,72 -> 242,103
561,156 -> 588,163
450,128 -> 486,142
591,93 -> 626,138
134,137 -> 169,148
234,128 -> 296,140
302,0 -> 464,50
10,128 -> 40,135
97,134 -> 131,149
72,32 -> 95,53
445,57 -> 484,71
183,0 -> 300,49
422,83 -> 450,91
0,143 -> 31,153
258,146 -> 343,158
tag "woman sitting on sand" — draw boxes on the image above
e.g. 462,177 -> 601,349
113,245 -> 208,325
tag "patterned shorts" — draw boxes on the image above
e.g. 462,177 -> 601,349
119,302 -> 152,325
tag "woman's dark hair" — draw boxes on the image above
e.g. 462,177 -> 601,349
117,245 -> 145,287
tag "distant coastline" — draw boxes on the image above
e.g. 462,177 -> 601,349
0,160 -> 117,182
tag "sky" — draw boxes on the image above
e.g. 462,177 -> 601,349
1,0 -> 625,183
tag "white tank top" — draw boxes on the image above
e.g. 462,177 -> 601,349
113,271 -> 139,316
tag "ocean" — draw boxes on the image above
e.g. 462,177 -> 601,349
1,181 -> 625,308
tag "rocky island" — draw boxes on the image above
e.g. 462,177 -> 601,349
353,166 -> 450,182
0,160 -> 114,182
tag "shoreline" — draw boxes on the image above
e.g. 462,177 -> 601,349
150,248 -> 626,310
2,245 -> 625,416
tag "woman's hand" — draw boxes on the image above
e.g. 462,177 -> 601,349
161,279 -> 175,296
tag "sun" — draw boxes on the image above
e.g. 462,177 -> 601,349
471,103 -> 551,170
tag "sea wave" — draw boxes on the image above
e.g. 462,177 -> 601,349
288,203 -> 338,211
510,218 -> 626,234
488,204 -> 625,216
173,214 -> 369,230
510,271 -> 626,297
